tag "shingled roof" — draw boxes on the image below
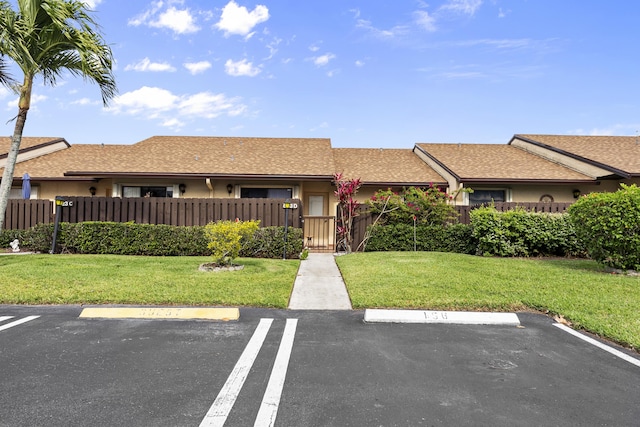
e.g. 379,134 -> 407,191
512,134 -> 640,177
8,136 -> 337,180
414,143 -> 594,183
333,148 -> 445,185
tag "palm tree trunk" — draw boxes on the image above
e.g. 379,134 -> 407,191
0,76 -> 32,230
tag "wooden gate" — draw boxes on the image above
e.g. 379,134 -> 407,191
303,216 -> 335,252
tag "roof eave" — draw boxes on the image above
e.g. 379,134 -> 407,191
63,171 -> 335,181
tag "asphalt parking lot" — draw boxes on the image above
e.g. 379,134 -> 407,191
1,305 -> 639,427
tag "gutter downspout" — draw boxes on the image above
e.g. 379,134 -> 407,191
205,178 -> 214,198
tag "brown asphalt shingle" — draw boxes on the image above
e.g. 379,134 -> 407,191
333,148 -> 445,185
6,136 -> 337,178
0,137 -> 67,157
415,143 -> 594,181
514,134 -> 640,175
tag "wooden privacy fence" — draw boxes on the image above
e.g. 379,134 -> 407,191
3,199 -> 53,230
349,202 -> 574,252
3,197 -> 303,230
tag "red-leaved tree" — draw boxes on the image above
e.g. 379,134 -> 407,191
334,172 -> 362,253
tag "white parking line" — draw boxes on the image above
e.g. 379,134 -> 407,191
0,315 -> 40,332
254,318 -> 298,427
199,318 -> 273,427
553,323 -> 640,368
0,316 -> 14,323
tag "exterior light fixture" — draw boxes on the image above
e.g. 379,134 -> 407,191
572,189 -> 581,199
227,184 -> 233,195
89,186 -> 96,196
179,183 -> 186,194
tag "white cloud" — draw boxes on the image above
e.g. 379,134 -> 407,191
215,1 -> 269,38
355,19 -> 410,40
225,59 -> 261,77
125,58 -> 176,72
82,0 -> 102,9
311,53 -> 336,67
71,97 -> 100,106
184,61 -> 212,75
414,10 -> 437,32
129,2 -> 200,35
439,0 -> 483,15
355,60 -> 365,67
107,86 -> 248,122
162,117 -> 185,129
109,87 -> 178,116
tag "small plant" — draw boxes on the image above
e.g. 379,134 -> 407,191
299,247 -> 309,260
204,219 -> 260,266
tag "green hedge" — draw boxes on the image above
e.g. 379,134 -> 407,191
240,227 -> 303,259
470,206 -> 584,257
8,222 -> 302,258
568,184 -> 640,270
364,223 -> 477,254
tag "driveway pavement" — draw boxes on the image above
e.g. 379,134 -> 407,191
1,305 -> 639,426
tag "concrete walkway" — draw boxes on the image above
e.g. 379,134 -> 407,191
288,253 -> 352,310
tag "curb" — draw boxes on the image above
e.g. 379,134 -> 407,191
79,307 -> 240,321
364,309 -> 520,325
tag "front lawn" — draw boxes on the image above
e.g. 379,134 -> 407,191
336,252 -> 640,350
0,255 -> 299,308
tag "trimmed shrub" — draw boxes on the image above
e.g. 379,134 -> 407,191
470,206 -> 584,257
568,184 -> 640,270
205,220 -> 260,265
0,229 -> 25,248
241,226 -> 304,259
364,223 -> 476,254
13,221 -> 304,259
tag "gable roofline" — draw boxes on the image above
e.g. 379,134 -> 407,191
412,144 -> 461,181
509,134 -> 631,179
0,137 -> 69,160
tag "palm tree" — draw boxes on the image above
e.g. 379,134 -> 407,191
0,0 -> 116,230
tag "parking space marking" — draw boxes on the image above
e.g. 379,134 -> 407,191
254,318 -> 298,427
200,318 -> 274,427
0,315 -> 40,332
553,323 -> 640,368
0,316 -> 13,323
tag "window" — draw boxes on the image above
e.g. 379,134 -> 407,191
122,186 -> 174,198
469,189 -> 506,204
240,187 -> 292,198
308,195 -> 325,216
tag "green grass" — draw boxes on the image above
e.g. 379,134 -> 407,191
336,252 -> 640,350
0,255 -> 299,308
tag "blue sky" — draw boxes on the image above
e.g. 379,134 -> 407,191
1,0 -> 639,147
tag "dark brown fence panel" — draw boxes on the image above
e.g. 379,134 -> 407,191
54,197 -> 302,228
3,199 -> 53,230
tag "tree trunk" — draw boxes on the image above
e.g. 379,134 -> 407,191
0,75 -> 32,230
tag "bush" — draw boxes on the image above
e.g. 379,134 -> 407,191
11,221 -> 304,258
568,184 -> 640,270
240,226 -> 304,259
364,223 -> 476,254
205,220 -> 260,265
470,206 -> 584,257
0,229 -> 25,248
367,185 -> 458,226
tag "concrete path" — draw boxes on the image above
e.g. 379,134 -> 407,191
288,253 -> 352,310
